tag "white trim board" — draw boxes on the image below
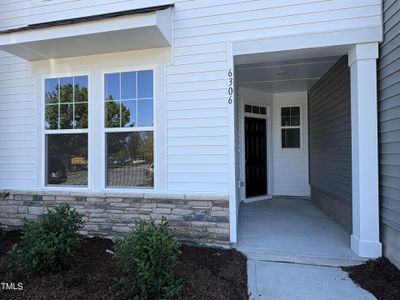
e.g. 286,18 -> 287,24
32,48 -> 171,194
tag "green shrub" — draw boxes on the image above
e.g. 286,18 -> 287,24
114,218 -> 182,300
12,204 -> 84,274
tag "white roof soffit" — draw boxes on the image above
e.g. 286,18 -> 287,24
0,5 -> 173,61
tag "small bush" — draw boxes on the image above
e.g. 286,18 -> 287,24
12,204 -> 84,274
114,218 -> 182,300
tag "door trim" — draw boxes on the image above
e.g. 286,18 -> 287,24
240,105 -> 272,203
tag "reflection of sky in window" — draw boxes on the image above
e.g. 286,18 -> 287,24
75,76 -> 88,91
138,70 -> 153,98
105,73 -> 120,100
138,99 -> 153,127
122,100 -> 137,127
45,78 -> 59,103
104,70 -> 153,128
60,77 -> 73,86
121,72 -> 137,100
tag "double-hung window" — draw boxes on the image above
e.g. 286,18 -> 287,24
281,106 -> 301,149
44,76 -> 89,186
104,70 -> 154,188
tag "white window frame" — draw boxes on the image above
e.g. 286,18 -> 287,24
39,72 -> 92,191
101,65 -> 157,191
240,103 -> 273,201
280,105 -> 302,150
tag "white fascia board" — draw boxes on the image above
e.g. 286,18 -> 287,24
156,8 -> 173,45
0,13 -> 157,45
0,8 -> 173,60
233,27 -> 383,57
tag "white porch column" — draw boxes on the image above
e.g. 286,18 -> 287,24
348,43 -> 382,258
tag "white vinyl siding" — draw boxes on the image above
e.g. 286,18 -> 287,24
166,42 -> 228,192
0,50 -> 36,188
4,0 -> 378,33
27,0 -> 174,24
0,0 -> 383,195
164,0 -> 381,193
0,1 -> 29,31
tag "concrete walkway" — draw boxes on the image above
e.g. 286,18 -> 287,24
238,198 -> 376,299
247,260 -> 376,300
237,198 -> 364,267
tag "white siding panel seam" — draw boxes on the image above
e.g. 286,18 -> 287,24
174,7 -> 381,37
174,0 -> 371,20
175,3 -> 380,28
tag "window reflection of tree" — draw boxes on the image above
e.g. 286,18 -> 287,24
45,82 -> 88,129
46,80 -> 89,185
105,96 -> 132,128
108,132 -> 153,166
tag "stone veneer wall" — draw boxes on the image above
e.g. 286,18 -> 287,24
0,190 -> 230,247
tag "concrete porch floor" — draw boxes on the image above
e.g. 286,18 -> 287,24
237,197 -> 365,267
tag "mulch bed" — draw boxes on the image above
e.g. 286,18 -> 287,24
344,258 -> 400,300
0,231 -> 248,300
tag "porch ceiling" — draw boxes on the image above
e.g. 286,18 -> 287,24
236,55 -> 341,93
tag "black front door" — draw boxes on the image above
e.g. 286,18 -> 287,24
245,117 -> 267,198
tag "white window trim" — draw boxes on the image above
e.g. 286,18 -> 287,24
100,65 -> 158,192
37,65 -> 159,193
244,107 -> 269,119
279,105 -> 303,150
39,71 -> 92,191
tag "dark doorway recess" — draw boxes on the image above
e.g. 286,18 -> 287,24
245,117 -> 267,198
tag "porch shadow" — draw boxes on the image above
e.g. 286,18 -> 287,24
237,197 -> 365,267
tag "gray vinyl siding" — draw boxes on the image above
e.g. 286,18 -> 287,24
378,0 -> 400,231
308,56 -> 352,205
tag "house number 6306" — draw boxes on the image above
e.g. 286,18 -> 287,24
228,68 -> 233,104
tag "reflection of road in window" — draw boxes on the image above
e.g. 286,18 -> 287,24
44,75 -> 89,186
104,70 -> 154,188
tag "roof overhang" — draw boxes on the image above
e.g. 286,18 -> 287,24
0,5 -> 173,61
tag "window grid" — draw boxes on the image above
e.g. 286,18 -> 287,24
281,107 -> 300,128
244,104 -> 267,116
45,76 -> 89,131
281,106 -> 301,149
44,75 -> 89,187
104,69 -> 154,189
105,71 -> 153,129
